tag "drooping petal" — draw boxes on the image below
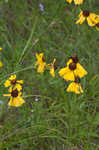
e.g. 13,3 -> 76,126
67,59 -> 72,66
87,16 -> 95,26
4,80 -> 11,87
58,67 -> 67,77
18,92 -> 22,97
59,67 -> 75,81
8,86 -> 12,93
9,97 -> 25,107
37,62 -> 46,74
36,53 -> 44,64
48,58 -> 56,78
0,48 -> 2,51
50,67 -> 55,78
14,84 -> 23,91
17,80 -> 24,84
67,82 -> 83,94
63,68 -> 75,81
74,63 -> 88,78
9,75 -> 16,81
3,94 -> 11,97
0,61 -> 3,67
76,14 -> 85,24
66,0 -> 72,3
74,0 -> 83,5
8,96 -> 13,106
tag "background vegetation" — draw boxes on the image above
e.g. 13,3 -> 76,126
0,0 -> 99,149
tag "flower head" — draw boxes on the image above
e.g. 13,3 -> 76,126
66,0 -> 83,5
0,61 -> 3,67
58,56 -> 87,81
35,53 -> 46,74
4,74 -> 23,92
66,76 -> 83,94
3,89 -> 25,107
0,48 -> 2,51
76,10 -> 99,26
46,58 -> 56,78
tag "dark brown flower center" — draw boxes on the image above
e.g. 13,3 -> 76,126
83,10 -> 90,17
42,57 -> 45,62
11,89 -> 18,97
74,76 -> 81,83
54,64 -> 58,70
69,63 -> 76,70
70,56 -> 79,63
96,23 -> 99,27
11,79 -> 17,85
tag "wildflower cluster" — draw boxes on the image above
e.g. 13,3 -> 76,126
4,75 -> 25,107
35,54 -> 87,95
66,0 -> 99,31
76,10 -> 99,30
58,56 -> 87,94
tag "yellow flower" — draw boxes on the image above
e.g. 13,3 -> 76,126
76,10 -> 99,26
66,76 -> 83,94
0,48 -> 2,51
58,56 -> 87,81
0,61 -> 3,67
66,0 -> 83,5
35,53 -> 46,74
4,74 -> 23,91
3,89 -> 25,107
46,58 -> 56,78
67,82 -> 83,94
66,0 -> 72,3
74,0 -> 83,5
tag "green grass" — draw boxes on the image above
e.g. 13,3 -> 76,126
0,0 -> 99,149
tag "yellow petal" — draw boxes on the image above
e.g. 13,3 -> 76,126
18,92 -> 22,97
8,97 -> 13,106
63,69 -> 75,81
76,15 -> 85,24
74,0 -> 83,5
87,17 -> 95,26
8,97 -> 25,107
36,53 -> 44,64
0,61 -> 3,67
9,75 -> 16,80
50,67 -> 55,78
8,86 -> 12,93
59,67 -> 75,81
4,80 -> 11,87
58,68 -> 67,77
74,63 -> 88,78
17,80 -> 24,84
0,48 -> 2,51
67,59 -> 72,66
14,84 -> 22,91
66,0 -> 72,3
37,62 -> 46,74
67,82 -> 83,94
53,58 -> 56,64
3,94 -> 11,97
